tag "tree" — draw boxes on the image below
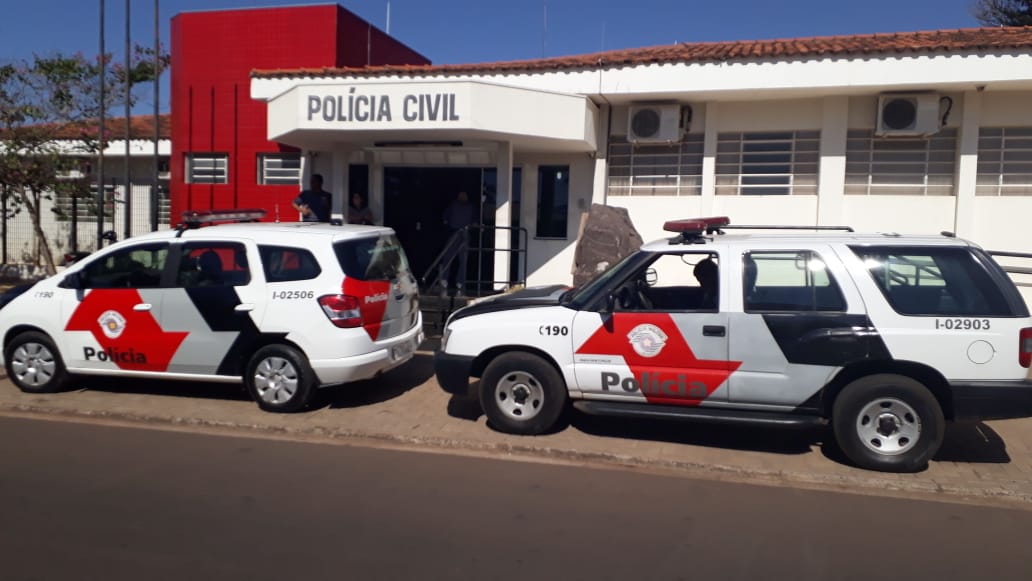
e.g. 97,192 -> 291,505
974,0 -> 1032,26
0,48 -> 168,275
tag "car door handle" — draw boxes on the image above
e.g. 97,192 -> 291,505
234,303 -> 255,312
133,303 -> 152,312
703,325 -> 726,337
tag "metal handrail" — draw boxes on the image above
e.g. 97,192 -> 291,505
420,224 -> 528,296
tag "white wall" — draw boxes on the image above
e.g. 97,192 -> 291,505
516,153 -> 595,286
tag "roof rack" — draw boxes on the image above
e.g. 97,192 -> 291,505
715,224 -> 854,233
176,209 -> 266,237
663,217 -> 854,244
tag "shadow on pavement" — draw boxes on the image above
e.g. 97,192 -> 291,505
74,375 -> 251,402
571,413 -> 823,455
933,421 -> 1010,464
320,353 -> 435,409
446,393 -> 483,421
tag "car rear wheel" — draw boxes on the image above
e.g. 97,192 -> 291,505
4,331 -> 70,393
245,344 -> 315,413
480,352 -> 566,435
832,374 -> 944,473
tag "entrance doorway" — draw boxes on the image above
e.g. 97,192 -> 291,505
384,167 -> 484,282
384,166 -> 524,293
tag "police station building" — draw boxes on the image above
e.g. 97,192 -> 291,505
172,4 -> 1032,288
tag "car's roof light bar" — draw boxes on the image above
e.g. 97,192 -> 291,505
177,209 -> 267,236
663,216 -> 731,243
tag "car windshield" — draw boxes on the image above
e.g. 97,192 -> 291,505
564,251 -> 641,308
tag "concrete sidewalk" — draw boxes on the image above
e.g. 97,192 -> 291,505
3,349 -> 1032,509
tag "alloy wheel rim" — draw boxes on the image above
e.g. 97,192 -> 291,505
10,342 -> 56,387
254,356 -> 299,405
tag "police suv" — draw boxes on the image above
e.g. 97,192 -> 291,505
0,210 -> 422,413
435,217 -> 1032,472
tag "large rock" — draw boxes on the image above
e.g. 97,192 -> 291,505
572,204 -> 643,287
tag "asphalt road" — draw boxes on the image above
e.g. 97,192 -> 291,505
1,415 -> 1031,581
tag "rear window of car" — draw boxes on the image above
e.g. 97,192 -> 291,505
334,234 -> 409,281
849,245 -> 1016,317
258,246 -> 321,282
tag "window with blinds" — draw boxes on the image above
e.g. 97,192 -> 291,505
715,131 -> 819,195
607,134 -> 703,196
185,153 -> 228,184
845,128 -> 957,196
258,152 -> 302,186
976,127 -> 1032,196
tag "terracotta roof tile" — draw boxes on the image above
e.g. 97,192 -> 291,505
49,114 -> 171,141
252,26 -> 1032,79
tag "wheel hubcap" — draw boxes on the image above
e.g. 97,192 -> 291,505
856,397 -> 921,456
254,356 -> 298,405
10,342 -> 56,387
495,371 -> 544,421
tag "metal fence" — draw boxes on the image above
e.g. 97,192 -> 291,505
1,180 -> 169,279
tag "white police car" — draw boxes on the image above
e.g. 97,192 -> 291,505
0,210 -> 422,413
436,217 -> 1032,472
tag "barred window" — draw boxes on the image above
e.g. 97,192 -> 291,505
716,131 -> 819,195
976,127 -> 1032,196
185,153 -> 228,184
607,135 -> 703,196
845,128 -> 957,196
258,152 -> 302,185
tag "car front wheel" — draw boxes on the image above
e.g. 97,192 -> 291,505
480,352 -> 567,435
832,374 -> 944,473
245,344 -> 315,413
4,331 -> 70,393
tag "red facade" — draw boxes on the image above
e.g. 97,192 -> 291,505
170,4 -> 429,221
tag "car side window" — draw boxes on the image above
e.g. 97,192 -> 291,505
258,245 -> 321,282
743,251 -> 846,312
80,244 -> 169,289
175,242 -> 250,287
850,246 -> 1012,316
615,252 -> 719,311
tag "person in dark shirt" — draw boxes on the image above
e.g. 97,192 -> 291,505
438,191 -> 477,297
292,174 -> 331,222
693,257 -> 718,309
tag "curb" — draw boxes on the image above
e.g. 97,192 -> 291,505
4,400 -> 1031,510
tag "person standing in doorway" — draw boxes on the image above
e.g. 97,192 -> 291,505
347,192 -> 375,225
292,173 -> 331,222
439,190 -> 477,297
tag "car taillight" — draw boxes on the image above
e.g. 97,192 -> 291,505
318,294 -> 362,328
1020,328 -> 1032,368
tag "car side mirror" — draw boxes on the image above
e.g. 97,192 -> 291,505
644,268 -> 658,286
602,293 -> 616,314
60,270 -> 85,290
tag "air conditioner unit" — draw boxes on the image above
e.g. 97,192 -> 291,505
628,104 -> 686,143
876,93 -> 943,137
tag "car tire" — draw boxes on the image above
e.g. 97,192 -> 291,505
832,374 -> 944,473
4,331 -> 71,394
480,352 -> 566,435
245,344 -> 315,413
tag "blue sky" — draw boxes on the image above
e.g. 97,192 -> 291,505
0,0 -> 986,113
